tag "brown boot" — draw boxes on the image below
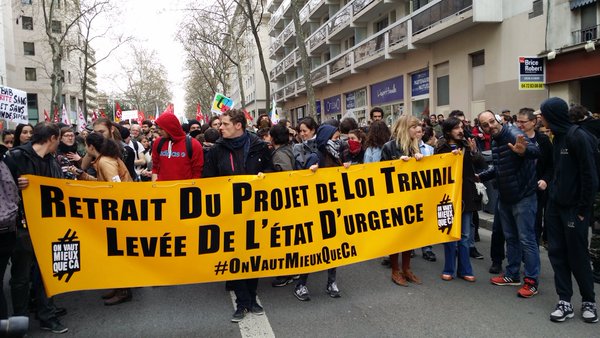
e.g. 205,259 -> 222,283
391,270 -> 408,286
403,269 -> 422,285
104,288 -> 132,306
101,289 -> 117,300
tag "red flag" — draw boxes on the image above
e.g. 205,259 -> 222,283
243,109 -> 253,121
43,109 -> 50,122
53,106 -> 60,123
137,110 -> 145,124
163,103 -> 174,115
100,110 -> 107,118
115,102 -> 123,122
92,110 -> 98,122
196,103 -> 203,121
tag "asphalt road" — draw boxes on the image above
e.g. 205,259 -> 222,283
5,224 -> 599,337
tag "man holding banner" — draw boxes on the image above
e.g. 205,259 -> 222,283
203,109 -> 273,322
3,122 -> 68,334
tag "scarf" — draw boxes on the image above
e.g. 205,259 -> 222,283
58,142 -> 78,154
326,139 -> 341,160
222,132 -> 251,167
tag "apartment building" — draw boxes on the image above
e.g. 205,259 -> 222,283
268,0 -> 551,125
1,0 -> 95,125
545,0 -> 599,113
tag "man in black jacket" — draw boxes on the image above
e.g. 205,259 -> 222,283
477,111 -> 541,299
4,122 -> 68,333
203,109 -> 272,323
538,97 -> 598,323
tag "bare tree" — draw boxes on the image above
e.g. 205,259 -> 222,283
179,0 -> 248,109
121,46 -> 172,114
40,0 -> 109,113
72,0 -> 133,114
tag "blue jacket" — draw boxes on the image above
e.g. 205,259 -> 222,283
478,125 -> 540,203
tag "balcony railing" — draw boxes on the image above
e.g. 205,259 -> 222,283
328,5 -> 352,35
352,0 -> 375,16
282,22 -> 295,42
269,5 -> 285,32
283,81 -> 296,97
388,20 -> 408,47
269,37 -> 283,57
275,86 -> 285,101
572,24 -> 599,44
312,65 -> 327,83
308,25 -> 327,50
412,0 -> 472,35
331,53 -> 352,74
283,52 -> 296,70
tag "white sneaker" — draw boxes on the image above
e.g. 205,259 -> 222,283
582,302 -> 598,323
550,300 -> 574,322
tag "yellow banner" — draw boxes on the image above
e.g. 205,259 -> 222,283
22,153 -> 463,296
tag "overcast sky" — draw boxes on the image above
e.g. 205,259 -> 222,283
96,0 -> 207,117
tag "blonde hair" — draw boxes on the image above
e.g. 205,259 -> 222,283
390,115 -> 420,156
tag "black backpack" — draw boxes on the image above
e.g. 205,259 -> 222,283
157,136 -> 194,159
566,125 -> 600,191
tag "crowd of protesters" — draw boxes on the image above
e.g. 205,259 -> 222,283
0,97 -> 599,333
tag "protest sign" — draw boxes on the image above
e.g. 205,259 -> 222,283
211,93 -> 234,115
22,154 -> 463,296
0,85 -> 28,125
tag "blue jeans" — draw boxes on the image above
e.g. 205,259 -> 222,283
497,194 -> 540,281
443,211 -> 473,277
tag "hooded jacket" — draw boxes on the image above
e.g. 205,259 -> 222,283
315,124 -> 349,167
152,113 -> 204,180
4,142 -> 63,181
478,124 -> 539,203
540,97 -> 598,215
202,131 -> 272,177
272,144 -> 295,171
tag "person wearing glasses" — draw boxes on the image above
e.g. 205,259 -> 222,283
516,108 -> 553,246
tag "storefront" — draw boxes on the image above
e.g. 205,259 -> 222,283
411,69 -> 430,118
344,88 -> 367,126
370,75 -> 404,126
324,95 -> 342,120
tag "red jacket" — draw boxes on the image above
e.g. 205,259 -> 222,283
152,113 -> 203,180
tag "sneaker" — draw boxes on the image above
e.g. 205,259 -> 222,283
40,319 -> 68,334
550,300 -> 574,322
294,284 -> 310,301
517,278 -> 538,298
381,257 -> 391,267
250,303 -> 264,315
326,282 -> 341,298
490,275 -> 521,286
231,307 -> 248,323
271,276 -> 294,287
489,262 -> 502,274
582,302 -> 599,323
422,251 -> 436,262
470,247 -> 484,260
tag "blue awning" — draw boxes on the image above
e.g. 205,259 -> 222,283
570,0 -> 597,10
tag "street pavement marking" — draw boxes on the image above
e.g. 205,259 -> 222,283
230,291 -> 276,338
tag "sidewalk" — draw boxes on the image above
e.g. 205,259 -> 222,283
478,210 -> 494,230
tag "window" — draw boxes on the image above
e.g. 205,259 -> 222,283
25,68 -> 37,81
22,0 -> 32,4
27,93 -> 39,120
22,16 -> 33,30
435,62 -> 449,106
52,20 -> 62,34
581,4 -> 598,42
528,0 -> 543,19
470,51 -> 485,101
23,42 -> 35,56
68,71 -> 72,84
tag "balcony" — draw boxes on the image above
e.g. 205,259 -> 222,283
352,0 -> 398,25
269,36 -> 285,59
283,80 -> 297,99
267,0 -> 282,12
411,0 -> 475,44
327,4 -> 353,41
330,52 -> 353,79
305,0 -> 329,23
282,52 -> 296,72
312,64 -> 328,86
308,25 -> 328,54
572,24 -> 599,44
268,4 -> 286,36
282,21 -> 296,45
275,86 -> 286,102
